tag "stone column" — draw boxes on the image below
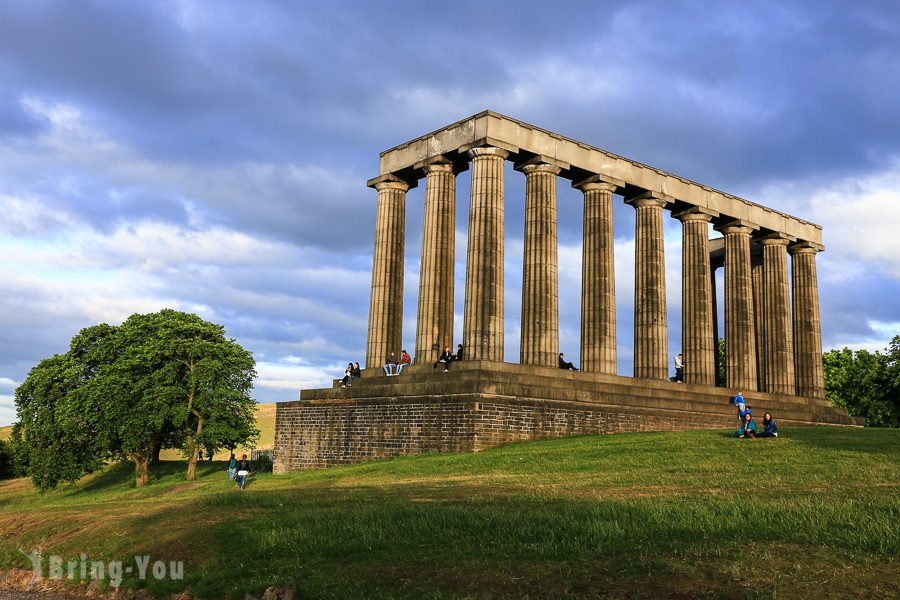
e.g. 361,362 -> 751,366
674,208 -> 716,385
751,254 -> 766,391
627,193 -> 669,380
761,235 -> 795,395
365,178 -> 410,368
519,162 -> 561,367
790,242 -> 825,398
575,178 -> 618,374
415,160 -> 456,365
716,221 -> 758,391
463,147 -> 509,361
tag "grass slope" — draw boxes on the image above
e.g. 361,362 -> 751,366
1,428 -> 898,599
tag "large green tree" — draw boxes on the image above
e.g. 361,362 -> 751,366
14,310 -> 259,489
823,336 -> 900,427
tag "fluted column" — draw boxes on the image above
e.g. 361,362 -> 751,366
751,254 -> 766,391
415,160 -> 456,365
761,236 -> 795,394
790,242 -> 825,398
365,179 -> 409,368
463,146 -> 509,361
675,208 -> 716,385
717,221 -> 758,391
627,194 -> 669,380
519,162 -> 561,366
575,179 -> 617,374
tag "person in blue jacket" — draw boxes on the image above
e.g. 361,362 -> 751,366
732,391 -> 746,415
735,412 -> 757,438
757,412 -> 778,438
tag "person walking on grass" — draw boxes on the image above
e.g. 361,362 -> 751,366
434,346 -> 453,372
757,412 -> 779,438
735,412 -> 757,438
236,454 -> 251,490
228,453 -> 237,479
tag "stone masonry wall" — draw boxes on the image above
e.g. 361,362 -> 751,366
274,396 -> 735,473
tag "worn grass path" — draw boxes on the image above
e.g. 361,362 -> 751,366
1,428 -> 898,599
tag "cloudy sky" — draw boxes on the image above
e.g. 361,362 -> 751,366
2,0 -> 899,425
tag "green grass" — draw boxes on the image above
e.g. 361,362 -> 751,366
1,428 -> 898,599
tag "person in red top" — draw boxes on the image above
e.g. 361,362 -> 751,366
396,349 -> 412,375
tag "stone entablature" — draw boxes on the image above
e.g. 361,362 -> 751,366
374,110 -> 822,245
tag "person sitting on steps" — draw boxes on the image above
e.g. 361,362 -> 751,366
670,353 -> 684,383
454,344 -> 464,361
341,362 -> 353,387
397,349 -> 412,375
558,353 -> 577,370
351,362 -> 361,380
383,352 -> 398,376
434,346 -> 453,372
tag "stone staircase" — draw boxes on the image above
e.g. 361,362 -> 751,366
309,360 -> 860,427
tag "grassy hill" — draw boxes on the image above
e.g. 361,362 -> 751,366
1,427 -> 898,599
0,402 -> 276,452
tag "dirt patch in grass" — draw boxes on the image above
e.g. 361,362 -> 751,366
158,483 -> 206,496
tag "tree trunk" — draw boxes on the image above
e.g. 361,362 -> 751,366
186,434 -> 198,481
150,438 -> 163,465
131,452 -> 150,487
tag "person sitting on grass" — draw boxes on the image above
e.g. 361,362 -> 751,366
236,454 -> 251,490
757,412 -> 778,438
434,346 -> 453,372
396,349 -> 412,375
558,353 -> 578,370
735,412 -> 757,439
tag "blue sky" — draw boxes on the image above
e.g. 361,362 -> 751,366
2,0 -> 899,425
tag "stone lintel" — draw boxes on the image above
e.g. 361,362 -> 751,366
366,173 -> 418,190
375,110 -> 823,245
673,206 -> 719,222
572,172 -> 626,191
514,154 -> 570,171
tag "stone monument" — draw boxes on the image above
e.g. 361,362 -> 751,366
274,111 -> 859,473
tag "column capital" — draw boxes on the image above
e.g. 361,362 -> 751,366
788,240 -> 826,255
573,173 -> 626,191
423,161 -> 455,175
625,190 -> 673,209
520,162 -> 561,176
757,231 -> 796,247
367,173 -> 416,191
715,219 -> 759,236
467,146 -> 510,160
673,206 -> 717,223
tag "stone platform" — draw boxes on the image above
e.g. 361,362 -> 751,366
273,361 -> 861,473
